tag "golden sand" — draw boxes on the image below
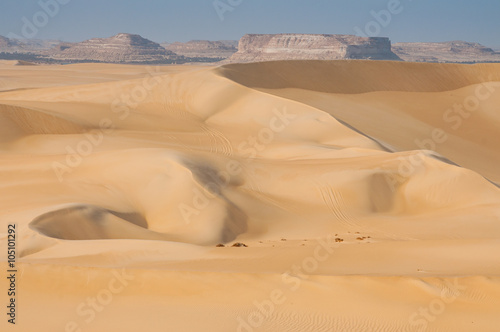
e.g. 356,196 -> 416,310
1,60 -> 500,331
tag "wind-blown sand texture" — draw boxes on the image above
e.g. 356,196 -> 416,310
1,60 -> 500,331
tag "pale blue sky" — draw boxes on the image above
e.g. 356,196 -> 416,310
1,0 -> 498,48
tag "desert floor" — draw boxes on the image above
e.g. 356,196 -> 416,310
1,59 -> 500,331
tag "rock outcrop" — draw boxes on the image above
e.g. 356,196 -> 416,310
49,33 -> 179,63
0,36 -> 12,48
4,33 -> 499,64
219,40 -> 239,49
162,40 -> 237,59
49,42 -> 74,53
0,36 -> 62,53
18,39 -> 61,52
393,41 -> 500,63
0,36 -> 19,52
226,34 -> 401,63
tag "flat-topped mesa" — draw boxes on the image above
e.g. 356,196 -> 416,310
393,41 -> 500,63
49,33 -> 180,63
226,34 -> 401,63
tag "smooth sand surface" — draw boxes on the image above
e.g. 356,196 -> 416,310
1,60 -> 500,331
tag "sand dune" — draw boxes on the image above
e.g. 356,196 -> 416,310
220,61 -> 500,183
217,60 -> 500,93
1,60 -> 500,331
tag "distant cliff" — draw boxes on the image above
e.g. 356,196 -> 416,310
162,40 -> 237,59
393,41 -> 500,63
49,33 -> 180,63
3,33 -> 499,64
0,35 -> 68,53
226,34 -> 401,63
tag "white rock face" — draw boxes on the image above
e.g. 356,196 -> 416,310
226,34 -> 401,63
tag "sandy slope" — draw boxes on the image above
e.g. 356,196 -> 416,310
1,60 -> 500,332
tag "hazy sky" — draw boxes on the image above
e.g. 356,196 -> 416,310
1,0 -> 499,48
